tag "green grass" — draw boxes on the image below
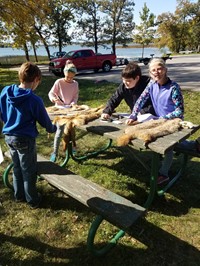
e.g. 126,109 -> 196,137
0,68 -> 200,266
0,56 -> 49,66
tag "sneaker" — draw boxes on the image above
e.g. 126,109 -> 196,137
29,193 -> 42,209
50,153 -> 56,162
15,197 -> 26,203
157,175 -> 169,185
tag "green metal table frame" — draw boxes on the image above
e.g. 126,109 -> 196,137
60,138 -> 112,167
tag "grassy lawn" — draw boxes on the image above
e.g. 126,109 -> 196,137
0,56 -> 49,66
0,68 -> 200,266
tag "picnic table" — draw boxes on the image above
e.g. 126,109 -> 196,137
3,107 -> 199,256
45,105 -> 200,208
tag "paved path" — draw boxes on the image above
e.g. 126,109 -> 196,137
10,54 -> 200,91
73,55 -> 200,92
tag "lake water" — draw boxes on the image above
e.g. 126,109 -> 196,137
0,44 -> 169,58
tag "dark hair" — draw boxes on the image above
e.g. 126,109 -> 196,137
121,62 -> 141,79
18,62 -> 42,83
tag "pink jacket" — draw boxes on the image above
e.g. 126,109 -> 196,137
48,78 -> 79,106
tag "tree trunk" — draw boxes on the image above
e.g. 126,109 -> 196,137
32,42 -> 38,62
23,43 -> 30,61
34,26 -> 51,59
112,43 -> 116,55
141,44 -> 145,58
58,34 -> 62,52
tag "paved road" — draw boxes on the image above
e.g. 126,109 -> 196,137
73,55 -> 200,92
12,54 -> 200,91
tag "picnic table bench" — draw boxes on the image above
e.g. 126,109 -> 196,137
3,154 -> 146,257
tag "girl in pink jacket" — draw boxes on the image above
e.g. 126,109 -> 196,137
48,61 -> 79,162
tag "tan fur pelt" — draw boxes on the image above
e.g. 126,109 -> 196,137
62,123 -> 76,151
117,118 -> 182,146
46,104 -> 90,115
52,106 -> 104,151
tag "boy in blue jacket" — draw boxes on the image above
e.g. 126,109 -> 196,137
0,62 -> 57,208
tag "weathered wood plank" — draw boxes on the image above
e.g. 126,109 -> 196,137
79,119 -> 200,155
37,155 -> 145,230
148,127 -> 200,154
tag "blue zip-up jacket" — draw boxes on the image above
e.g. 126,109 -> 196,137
0,84 -> 57,137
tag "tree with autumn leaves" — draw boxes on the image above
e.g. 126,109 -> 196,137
0,0 -> 135,60
0,0 -> 199,60
133,0 -> 199,55
155,0 -> 200,53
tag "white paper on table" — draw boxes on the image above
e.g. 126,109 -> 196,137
137,113 -> 158,123
55,104 -> 71,109
0,145 -> 4,164
112,120 -> 123,124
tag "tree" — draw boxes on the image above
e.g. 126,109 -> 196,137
133,3 -> 156,58
155,12 -> 183,53
101,0 -> 135,55
181,0 -> 200,52
0,0 -> 51,60
75,0 -> 103,54
155,0 -> 200,53
47,0 -> 75,52
0,0 -> 76,60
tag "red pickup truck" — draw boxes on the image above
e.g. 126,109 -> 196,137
49,49 -> 116,76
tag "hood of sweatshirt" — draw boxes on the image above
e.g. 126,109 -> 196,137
5,84 -> 32,107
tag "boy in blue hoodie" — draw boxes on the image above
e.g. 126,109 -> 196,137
0,62 -> 57,208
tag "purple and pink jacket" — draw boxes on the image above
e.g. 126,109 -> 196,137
129,78 -> 184,120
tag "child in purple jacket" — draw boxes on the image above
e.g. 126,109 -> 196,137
126,58 -> 184,184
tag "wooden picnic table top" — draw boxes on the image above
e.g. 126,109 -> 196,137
78,118 -> 200,155
46,105 -> 200,155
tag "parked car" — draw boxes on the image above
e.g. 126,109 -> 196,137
49,49 -> 116,76
50,51 -> 67,60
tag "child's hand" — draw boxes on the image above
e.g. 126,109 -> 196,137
52,97 -> 59,103
53,97 -> 64,104
125,118 -> 136,125
101,113 -> 110,120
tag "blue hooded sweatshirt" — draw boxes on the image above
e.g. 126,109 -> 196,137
0,84 -> 56,138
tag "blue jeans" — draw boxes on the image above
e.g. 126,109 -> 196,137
159,149 -> 174,177
53,123 -> 65,155
5,135 -> 40,205
176,140 -> 197,151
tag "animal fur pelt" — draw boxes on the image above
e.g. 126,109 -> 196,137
52,105 -> 104,151
46,104 -> 90,115
117,118 -> 182,146
179,121 -> 195,129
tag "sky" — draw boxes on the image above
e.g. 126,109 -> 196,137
133,0 -> 178,24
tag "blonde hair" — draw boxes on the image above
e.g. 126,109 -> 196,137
18,62 -> 41,83
64,61 -> 77,74
149,58 -> 166,70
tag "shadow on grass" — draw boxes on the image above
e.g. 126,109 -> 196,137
79,146 -> 200,217
0,218 -> 200,266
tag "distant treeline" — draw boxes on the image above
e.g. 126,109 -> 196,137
0,43 -> 155,49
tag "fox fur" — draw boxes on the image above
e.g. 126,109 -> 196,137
52,105 -> 104,151
117,118 -> 182,146
46,104 -> 90,115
